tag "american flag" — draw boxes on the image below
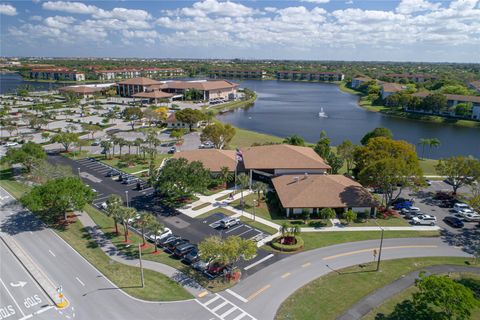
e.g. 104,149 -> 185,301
236,148 -> 243,162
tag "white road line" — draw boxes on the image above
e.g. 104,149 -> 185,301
203,295 -> 220,306
226,289 -> 248,303
75,277 -> 85,287
217,294 -> 257,320
232,312 -> 247,320
48,250 -> 56,257
211,301 -> 229,312
33,306 -> 54,315
0,278 -> 26,317
225,224 -> 243,234
18,315 -> 33,320
236,228 -> 256,237
244,254 -> 274,271
220,306 -> 238,318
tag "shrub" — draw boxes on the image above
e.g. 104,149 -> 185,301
271,236 -> 304,252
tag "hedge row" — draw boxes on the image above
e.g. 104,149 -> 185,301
271,236 -> 304,252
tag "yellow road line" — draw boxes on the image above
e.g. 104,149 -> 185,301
323,245 -> 438,261
198,291 -> 209,298
247,284 -> 271,301
302,262 -> 312,268
281,272 -> 291,279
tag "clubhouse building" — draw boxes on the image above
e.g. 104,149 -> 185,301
173,145 -> 377,216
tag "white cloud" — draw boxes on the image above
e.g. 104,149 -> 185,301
0,4 -> 17,16
181,0 -> 254,17
396,0 -> 441,14
30,15 -> 43,21
44,16 -> 76,29
300,0 -> 330,3
42,1 -> 97,15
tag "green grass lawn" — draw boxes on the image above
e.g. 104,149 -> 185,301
362,273 -> 480,320
419,158 -> 439,176
228,127 -> 283,149
300,230 -> 440,251
340,217 -> 409,227
192,202 -> 211,211
99,153 -> 172,174
275,257 -> 477,320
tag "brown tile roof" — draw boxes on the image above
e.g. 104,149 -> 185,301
382,83 -> 405,93
386,73 -> 436,78
469,80 -> 480,90
164,80 -> 239,91
58,86 -> 103,94
172,149 -> 237,172
242,144 -> 331,170
277,71 -> 343,75
413,93 -> 480,103
132,90 -> 173,99
117,77 -> 162,86
272,174 -> 377,208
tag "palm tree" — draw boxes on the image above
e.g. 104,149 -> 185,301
119,207 -> 137,243
105,195 -> 123,235
118,138 -> 127,158
428,138 -> 440,157
291,225 -> 301,240
100,140 -> 112,159
147,220 -> 164,253
280,221 -> 290,240
237,173 -> 250,209
138,211 -> 156,246
418,138 -> 429,160
134,138 -> 143,156
219,166 -> 232,188
126,140 -> 133,155
253,181 -> 268,203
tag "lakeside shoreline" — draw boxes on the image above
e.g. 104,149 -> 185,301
338,82 -> 480,129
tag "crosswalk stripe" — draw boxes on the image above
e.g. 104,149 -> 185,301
203,295 -> 220,307
220,306 -> 237,318
232,313 -> 247,320
211,301 -> 229,313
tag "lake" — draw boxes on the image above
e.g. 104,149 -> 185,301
217,80 -> 480,159
0,73 -> 65,94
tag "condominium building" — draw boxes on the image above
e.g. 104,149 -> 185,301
96,67 -> 184,80
276,71 -> 344,81
30,68 -> 85,81
209,69 -> 267,79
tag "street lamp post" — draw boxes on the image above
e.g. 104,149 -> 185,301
253,199 -> 257,222
374,219 -> 385,272
125,191 -> 129,207
138,244 -> 145,288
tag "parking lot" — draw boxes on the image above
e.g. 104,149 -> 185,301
48,153 -> 281,275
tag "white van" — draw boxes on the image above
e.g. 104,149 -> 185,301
453,203 -> 471,213
219,217 -> 240,229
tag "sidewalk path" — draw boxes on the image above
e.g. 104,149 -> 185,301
76,211 -> 207,297
337,264 -> 480,320
301,225 -> 440,232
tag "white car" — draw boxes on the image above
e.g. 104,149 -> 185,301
401,206 -> 421,214
100,202 -> 108,210
5,142 -> 18,147
453,203 -> 472,213
148,228 -> 172,242
412,214 -> 437,226
127,214 -> 141,224
456,208 -> 475,217
463,213 -> 480,222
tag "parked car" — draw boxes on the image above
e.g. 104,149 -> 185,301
182,246 -> 200,264
219,217 -> 240,229
106,169 -> 120,177
199,142 -> 214,149
391,198 -> 410,205
168,146 -> 177,154
5,142 -> 18,147
91,140 -> 101,146
172,243 -> 196,259
192,260 -> 208,272
158,235 -> 181,247
122,177 -> 136,185
443,216 -> 464,228
165,239 -> 189,253
118,174 -> 128,182
207,262 -> 226,276
439,200 -> 457,208
401,206 -> 421,214
453,203 -> 472,213
147,228 -> 172,243
462,213 -> 480,222
127,214 -> 141,224
456,208 -> 475,217
100,202 -> 108,210
412,214 -> 437,226
403,210 -> 423,219
394,201 -> 413,210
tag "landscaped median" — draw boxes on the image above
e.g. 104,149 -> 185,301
275,257 -> 478,320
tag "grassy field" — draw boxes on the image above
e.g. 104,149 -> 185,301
192,202 -> 211,211
275,257 -> 477,320
419,158 -> 439,176
228,127 -> 284,148
300,230 -> 440,251
340,217 -> 410,227
363,273 -> 480,320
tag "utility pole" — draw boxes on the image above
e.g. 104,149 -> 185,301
376,225 -> 384,272
253,199 -> 257,222
125,191 -> 129,207
139,244 -> 144,288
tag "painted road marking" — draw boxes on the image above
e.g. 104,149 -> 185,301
247,284 -> 271,301
225,224 -> 243,234
281,272 -> 291,279
0,277 -> 26,317
211,300 -> 228,312
198,291 -> 209,298
220,306 -> 237,318
33,305 -> 54,315
226,289 -> 248,303
75,277 -> 85,287
302,262 -> 311,268
203,295 -> 220,307
244,254 -> 274,270
232,313 -> 247,320
323,245 -> 438,261
48,250 -> 56,257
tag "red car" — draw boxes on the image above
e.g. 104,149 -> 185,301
207,263 -> 226,276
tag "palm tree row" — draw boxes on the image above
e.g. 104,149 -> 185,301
418,138 -> 441,160
104,195 -> 164,250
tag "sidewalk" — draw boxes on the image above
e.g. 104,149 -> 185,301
76,211 -> 207,297
301,225 -> 441,232
338,264 -> 480,320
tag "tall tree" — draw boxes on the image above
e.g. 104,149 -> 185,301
105,195 -> 123,235
137,211 -> 156,246
118,207 -> 137,243
51,132 -> 79,152
236,173 -> 250,208
175,108 -> 205,131
435,156 -> 480,194
337,139 -> 355,175
21,177 -> 94,222
218,166 -> 233,188
313,132 -> 344,174
123,106 -> 143,130
147,220 -> 164,253
418,138 -> 429,160
2,141 -> 46,173
360,127 -> 393,145
427,138 -> 441,157
200,123 -> 236,149
100,140 -> 112,159
253,181 -> 268,203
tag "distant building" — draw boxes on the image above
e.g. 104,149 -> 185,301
96,67 -> 184,80
412,92 -> 480,119
165,112 -> 202,129
351,76 -> 371,89
276,71 -> 344,81
385,73 -> 436,83
209,69 -> 267,79
381,83 -> 406,99
116,77 -> 163,97
469,80 -> 480,93
30,68 -> 85,81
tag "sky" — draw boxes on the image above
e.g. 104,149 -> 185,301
0,0 -> 479,62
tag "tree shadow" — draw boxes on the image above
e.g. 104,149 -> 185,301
440,228 -> 479,254
374,300 -> 441,320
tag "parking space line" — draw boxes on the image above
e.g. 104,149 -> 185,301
232,313 -> 247,320
0,278 -> 26,317
236,228 -> 256,238
225,225 -> 243,234
33,306 -> 54,315
244,254 -> 274,270
75,277 -> 85,287
48,249 -> 56,257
